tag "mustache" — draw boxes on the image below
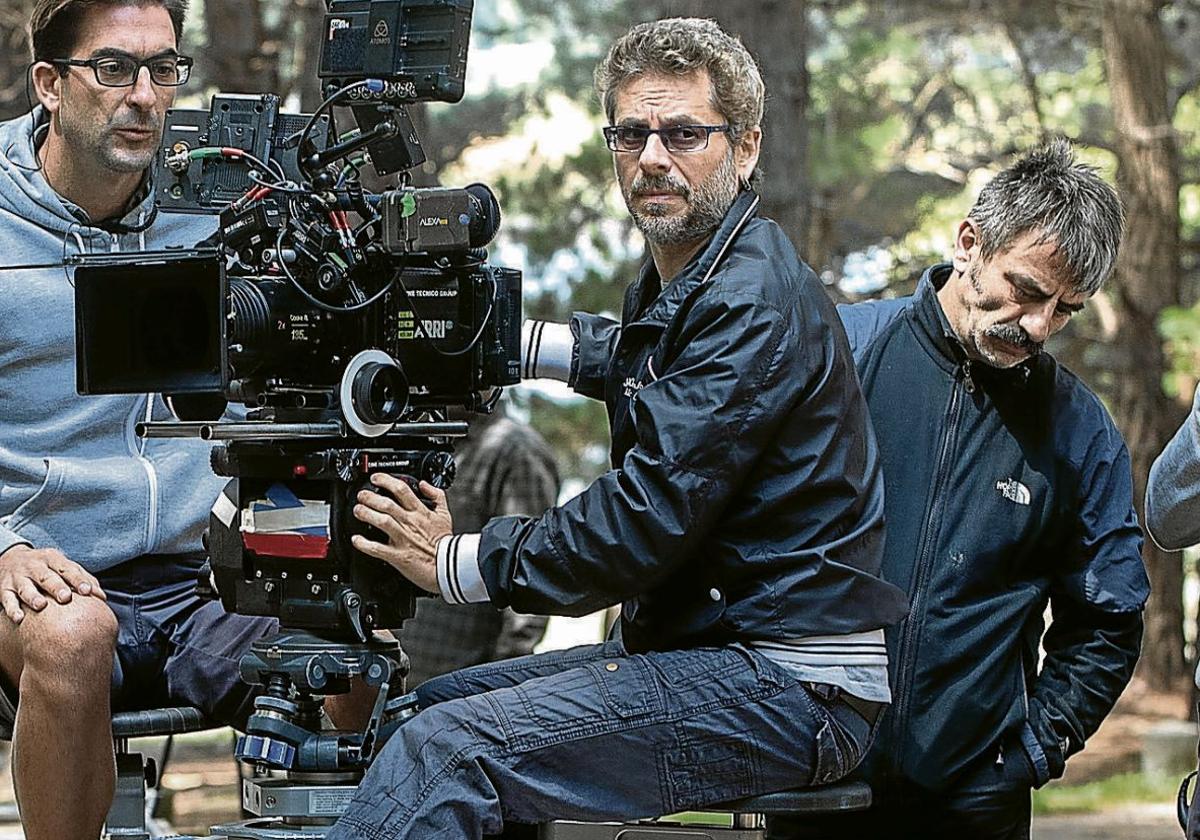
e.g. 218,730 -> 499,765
986,323 -> 1042,356
631,174 -> 689,198
109,112 -> 158,131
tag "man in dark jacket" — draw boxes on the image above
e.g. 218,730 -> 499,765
325,17 -> 907,840
771,141 -> 1150,839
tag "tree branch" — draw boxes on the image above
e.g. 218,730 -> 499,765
1002,17 -> 1049,141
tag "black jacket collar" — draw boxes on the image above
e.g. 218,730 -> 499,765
911,262 -> 1038,386
628,189 -> 761,327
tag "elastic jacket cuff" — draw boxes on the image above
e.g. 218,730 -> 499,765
1019,721 -> 1052,787
0,533 -> 33,559
436,533 -> 488,604
522,320 -> 573,382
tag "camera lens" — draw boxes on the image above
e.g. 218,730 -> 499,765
351,360 -> 408,426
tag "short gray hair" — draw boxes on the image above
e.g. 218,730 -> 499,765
969,139 -> 1125,296
594,17 -> 765,143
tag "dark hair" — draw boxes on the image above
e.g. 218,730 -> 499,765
969,139 -> 1125,295
29,0 -> 189,63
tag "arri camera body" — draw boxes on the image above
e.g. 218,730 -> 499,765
72,2 -> 521,833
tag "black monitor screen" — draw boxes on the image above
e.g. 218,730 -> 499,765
74,251 -> 225,395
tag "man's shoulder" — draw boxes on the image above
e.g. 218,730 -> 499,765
835,295 -> 913,359
144,209 -> 219,247
706,217 -> 822,312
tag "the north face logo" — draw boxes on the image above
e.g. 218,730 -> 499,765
995,478 -> 1031,506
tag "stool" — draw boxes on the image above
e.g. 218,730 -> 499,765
105,706 -> 219,840
539,781 -> 871,839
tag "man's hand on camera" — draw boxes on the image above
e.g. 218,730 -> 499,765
0,545 -> 107,624
351,474 -> 453,594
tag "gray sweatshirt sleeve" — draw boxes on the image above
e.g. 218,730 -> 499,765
0,530 -> 32,557
1146,383 -> 1200,551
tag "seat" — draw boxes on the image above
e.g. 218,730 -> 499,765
710,780 -> 872,814
538,781 -> 872,839
105,706 -> 219,840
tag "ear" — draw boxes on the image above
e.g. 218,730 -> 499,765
30,62 -> 63,115
734,125 -> 761,182
953,218 -> 981,274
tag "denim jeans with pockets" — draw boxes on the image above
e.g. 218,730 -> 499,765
328,639 -> 876,840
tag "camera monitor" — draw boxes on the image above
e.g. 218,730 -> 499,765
74,250 -> 226,396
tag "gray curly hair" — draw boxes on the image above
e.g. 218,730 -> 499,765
595,17 -> 765,144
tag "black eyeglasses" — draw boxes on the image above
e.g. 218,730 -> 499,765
603,124 -> 730,154
51,54 -> 193,87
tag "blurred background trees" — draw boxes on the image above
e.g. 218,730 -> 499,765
3,0 -> 1200,694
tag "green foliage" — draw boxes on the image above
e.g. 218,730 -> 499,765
511,390 -> 613,490
1031,771 -> 1181,816
1160,304 -> 1200,399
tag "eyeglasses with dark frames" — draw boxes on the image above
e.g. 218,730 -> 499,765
603,124 -> 731,154
51,54 -> 193,88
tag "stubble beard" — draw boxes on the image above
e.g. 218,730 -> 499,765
59,100 -> 161,175
624,149 -> 740,247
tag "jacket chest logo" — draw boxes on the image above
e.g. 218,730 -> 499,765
621,355 -> 658,398
995,478 -> 1031,506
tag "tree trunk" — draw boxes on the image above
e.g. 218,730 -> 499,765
203,0 -> 281,94
293,0 -> 329,111
0,1 -> 36,122
1102,0 -> 1188,690
652,1 -> 812,258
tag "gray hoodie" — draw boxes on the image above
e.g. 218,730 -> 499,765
1146,382 -> 1200,552
0,109 -> 223,572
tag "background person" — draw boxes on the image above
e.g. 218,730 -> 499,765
771,141 -> 1149,839
400,406 -> 560,687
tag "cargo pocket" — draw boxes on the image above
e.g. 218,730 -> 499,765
661,732 -> 761,812
802,690 -> 854,786
810,715 -> 851,785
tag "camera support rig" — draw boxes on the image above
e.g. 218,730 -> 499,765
138,417 -> 463,839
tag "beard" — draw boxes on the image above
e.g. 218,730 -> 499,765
58,99 -> 161,174
622,148 -> 740,247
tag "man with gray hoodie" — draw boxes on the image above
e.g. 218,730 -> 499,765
0,2 -> 278,837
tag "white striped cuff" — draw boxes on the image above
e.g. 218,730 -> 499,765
436,533 -> 489,604
521,320 -> 573,382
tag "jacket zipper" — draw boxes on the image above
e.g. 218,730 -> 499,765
886,362 -> 969,779
111,230 -> 160,553
138,393 -> 159,552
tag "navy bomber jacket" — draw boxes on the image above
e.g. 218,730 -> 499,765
436,189 -> 908,654
841,264 -> 1150,791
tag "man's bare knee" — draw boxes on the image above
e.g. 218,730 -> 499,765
18,597 -> 117,680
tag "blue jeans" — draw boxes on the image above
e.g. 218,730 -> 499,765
328,640 -> 877,840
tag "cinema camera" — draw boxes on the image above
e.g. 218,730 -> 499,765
72,1 -> 521,835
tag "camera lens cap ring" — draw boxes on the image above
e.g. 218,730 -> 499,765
340,349 -> 406,437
